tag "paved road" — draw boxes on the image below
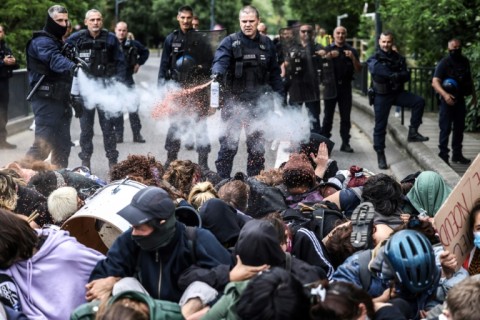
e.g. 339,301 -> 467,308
2,56 -> 421,183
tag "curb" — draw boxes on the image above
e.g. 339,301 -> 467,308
7,115 -> 34,136
352,92 -> 460,188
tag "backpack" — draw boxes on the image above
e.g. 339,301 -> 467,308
282,201 -> 345,241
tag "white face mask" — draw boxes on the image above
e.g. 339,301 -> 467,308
474,231 -> 480,249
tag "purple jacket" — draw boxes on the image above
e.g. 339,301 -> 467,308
3,228 -> 104,320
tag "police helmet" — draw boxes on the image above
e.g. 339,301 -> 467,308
176,55 -> 196,71
384,230 -> 439,294
442,78 -> 458,95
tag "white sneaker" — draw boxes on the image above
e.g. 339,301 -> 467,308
394,111 -> 401,118
29,120 -> 36,131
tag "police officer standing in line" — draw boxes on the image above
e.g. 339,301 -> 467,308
212,5 -> 284,178
0,25 -> 19,149
158,5 -> 211,170
320,26 -> 361,153
432,38 -> 477,166
67,9 -> 127,169
24,5 -> 77,168
113,21 -> 149,144
367,31 -> 429,170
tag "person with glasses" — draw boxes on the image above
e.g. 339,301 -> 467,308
321,26 -> 361,154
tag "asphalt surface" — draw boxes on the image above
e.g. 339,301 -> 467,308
5,55 -> 473,187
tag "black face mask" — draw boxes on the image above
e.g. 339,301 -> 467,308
132,215 -> 177,251
43,14 -> 67,40
449,48 -> 462,60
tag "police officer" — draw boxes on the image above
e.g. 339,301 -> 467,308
321,26 -> 361,153
25,5 -> 77,168
67,9 -> 127,169
212,5 -> 284,178
158,5 -> 211,170
367,31 -> 429,169
113,21 -> 149,144
283,24 -> 323,135
432,38 -> 477,165
0,24 -> 19,149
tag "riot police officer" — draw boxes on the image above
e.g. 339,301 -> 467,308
25,5 -> 77,168
432,38 -> 477,165
212,5 -> 284,178
321,26 -> 361,153
67,9 -> 127,169
158,5 -> 213,170
0,24 -> 19,149
367,31 -> 429,170
113,21 -> 149,144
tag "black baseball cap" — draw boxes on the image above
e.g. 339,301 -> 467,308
118,187 -> 175,225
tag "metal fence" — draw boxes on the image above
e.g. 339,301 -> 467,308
8,69 -> 31,120
353,63 -> 437,112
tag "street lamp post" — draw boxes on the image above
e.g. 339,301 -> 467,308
210,0 -> 215,30
337,13 -> 348,27
115,0 -> 127,23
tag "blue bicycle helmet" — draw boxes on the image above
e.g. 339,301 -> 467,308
442,78 -> 458,95
176,55 -> 196,71
384,230 -> 438,294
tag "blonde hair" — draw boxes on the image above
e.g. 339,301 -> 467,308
188,181 -> 218,210
0,172 -> 18,211
163,160 -> 200,198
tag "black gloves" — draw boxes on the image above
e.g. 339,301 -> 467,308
70,95 -> 84,118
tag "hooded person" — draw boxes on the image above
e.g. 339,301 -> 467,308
0,209 -> 104,320
199,198 -> 251,250
404,171 -> 452,218
86,186 -> 232,303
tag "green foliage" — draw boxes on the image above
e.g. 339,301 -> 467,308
464,43 -> 480,132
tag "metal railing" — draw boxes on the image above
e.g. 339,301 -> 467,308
7,69 -> 31,120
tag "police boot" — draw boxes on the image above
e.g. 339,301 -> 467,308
407,127 -> 429,142
198,151 -> 210,171
377,151 -> 388,170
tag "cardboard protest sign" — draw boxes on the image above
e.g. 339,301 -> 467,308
434,154 -> 480,266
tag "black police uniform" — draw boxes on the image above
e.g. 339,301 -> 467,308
112,38 -> 150,143
367,48 -> 428,168
25,16 -> 76,168
158,29 -> 211,169
67,29 -> 127,168
434,50 -> 474,164
322,42 -> 359,151
211,31 -> 284,178
284,40 -> 323,135
0,37 -> 19,148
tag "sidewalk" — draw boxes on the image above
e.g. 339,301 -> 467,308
352,92 -> 480,188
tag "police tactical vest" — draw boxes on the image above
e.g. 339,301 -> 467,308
445,56 -> 473,96
123,39 -> 138,69
167,30 -> 186,81
26,31 -> 69,79
228,32 -> 270,100
372,51 -> 405,94
76,29 -> 115,78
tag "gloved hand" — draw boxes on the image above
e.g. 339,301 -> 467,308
70,95 -> 84,118
210,73 -> 220,81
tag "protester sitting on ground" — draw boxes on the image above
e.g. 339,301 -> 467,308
442,276 -> 480,320
399,171 -> 421,195
282,153 -> 324,207
333,230 -> 441,320
0,209 -> 104,320
217,176 -> 250,214
198,198 -> 250,250
202,267 -> 311,320
86,186 -> 232,303
311,280 -> 409,320
296,133 -> 338,180
71,290 -> 183,320
403,171 -> 452,220
163,160 -> 202,200
0,170 -> 53,227
464,198 -> 480,275
110,154 -> 183,199
187,181 -> 218,210
28,168 -> 103,199
322,184 -> 363,218
253,168 -> 284,187
47,186 -> 83,224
